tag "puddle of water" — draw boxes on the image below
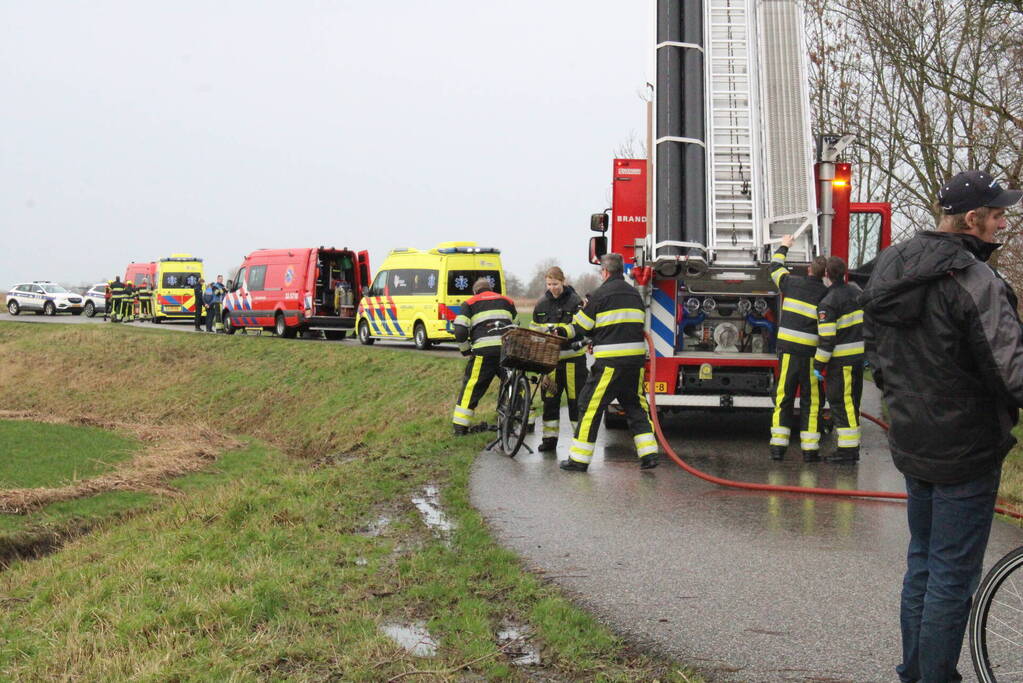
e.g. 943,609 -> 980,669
497,624 -> 541,666
411,485 -> 454,534
357,515 -> 391,537
381,622 -> 437,657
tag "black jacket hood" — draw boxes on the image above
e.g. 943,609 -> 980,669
860,231 -> 999,327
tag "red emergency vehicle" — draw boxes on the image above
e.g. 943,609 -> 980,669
123,262 -> 157,289
222,247 -> 371,338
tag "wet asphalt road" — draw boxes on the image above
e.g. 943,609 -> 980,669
470,385 -> 1023,682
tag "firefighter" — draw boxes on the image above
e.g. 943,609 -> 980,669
559,253 -> 658,472
451,277 -> 517,435
813,256 -> 864,463
137,278 -> 153,321
123,280 -> 136,322
109,277 -> 126,323
529,266 -> 585,451
769,234 -> 828,462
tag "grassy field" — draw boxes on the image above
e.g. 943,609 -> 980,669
0,419 -> 137,489
0,323 -> 696,681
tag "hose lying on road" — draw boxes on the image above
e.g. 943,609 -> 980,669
643,333 -> 1023,520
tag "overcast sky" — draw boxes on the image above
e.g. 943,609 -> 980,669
1,1 -> 649,289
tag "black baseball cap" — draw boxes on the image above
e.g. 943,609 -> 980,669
938,169 -> 1022,214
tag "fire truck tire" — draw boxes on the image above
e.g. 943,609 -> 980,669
7,300 -> 19,316
358,320 -> 375,345
83,301 -> 95,317
413,322 -> 431,350
222,311 -> 236,335
274,313 -> 296,339
43,302 -> 56,316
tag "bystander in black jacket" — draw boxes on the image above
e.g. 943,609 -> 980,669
861,231 -> 1023,483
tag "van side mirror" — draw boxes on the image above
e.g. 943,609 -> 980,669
588,236 -> 608,265
590,213 -> 609,233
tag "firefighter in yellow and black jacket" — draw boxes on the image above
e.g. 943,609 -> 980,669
109,277 -> 127,323
530,266 -> 585,452
813,256 -> 865,464
769,234 -> 828,462
559,253 -> 658,473
451,277 -> 518,435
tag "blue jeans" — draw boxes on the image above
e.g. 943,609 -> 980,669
897,468 -> 1000,683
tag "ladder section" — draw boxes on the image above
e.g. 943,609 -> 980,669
757,0 -> 818,264
706,0 -> 759,268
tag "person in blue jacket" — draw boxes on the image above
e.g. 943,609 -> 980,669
204,275 -> 227,333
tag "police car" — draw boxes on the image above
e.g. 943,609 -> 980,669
5,281 -> 85,316
82,283 -> 108,317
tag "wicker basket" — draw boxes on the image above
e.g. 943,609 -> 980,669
500,327 -> 562,373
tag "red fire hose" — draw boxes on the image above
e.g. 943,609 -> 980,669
644,333 -> 1023,519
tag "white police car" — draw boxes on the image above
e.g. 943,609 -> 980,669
83,283 -> 109,317
5,281 -> 85,316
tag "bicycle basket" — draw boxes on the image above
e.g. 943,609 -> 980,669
500,327 -> 562,373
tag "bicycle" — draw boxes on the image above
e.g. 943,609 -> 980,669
487,327 -> 563,458
970,545 -> 1023,681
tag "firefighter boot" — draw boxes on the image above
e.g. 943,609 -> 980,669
537,437 -> 558,452
825,447 -> 860,464
639,453 -> 659,470
802,450 -> 822,463
559,459 -> 589,473
769,446 -> 786,461
453,424 -> 468,437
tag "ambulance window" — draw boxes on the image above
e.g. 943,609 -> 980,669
849,212 -> 883,269
368,271 -> 387,297
448,270 -> 502,296
248,265 -> 267,291
408,269 -> 439,295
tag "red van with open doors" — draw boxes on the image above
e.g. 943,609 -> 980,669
123,262 -> 157,289
222,247 -> 371,338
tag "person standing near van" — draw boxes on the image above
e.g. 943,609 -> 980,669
205,275 -> 226,332
530,266 -> 585,451
108,277 -> 125,322
451,278 -> 517,435
193,278 -> 205,331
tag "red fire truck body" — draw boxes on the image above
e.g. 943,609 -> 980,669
599,157 -> 891,410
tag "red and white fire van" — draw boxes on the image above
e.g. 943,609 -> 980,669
222,247 -> 371,338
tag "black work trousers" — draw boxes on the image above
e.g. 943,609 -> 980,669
194,306 -> 203,330
538,355 -> 587,438
825,361 -> 864,450
205,302 -> 220,332
452,353 -> 504,427
568,362 -> 656,464
770,352 -> 823,453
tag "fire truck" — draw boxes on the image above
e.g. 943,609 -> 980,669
589,0 -> 892,412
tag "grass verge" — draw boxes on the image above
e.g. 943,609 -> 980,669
0,323 -> 697,681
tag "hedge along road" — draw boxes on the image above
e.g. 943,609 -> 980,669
471,383 -> 1023,682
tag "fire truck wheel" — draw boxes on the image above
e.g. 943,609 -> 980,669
274,313 -> 296,339
358,320 -> 375,345
83,301 -> 95,317
413,322 -> 431,350
43,301 -> 56,316
222,311 -> 236,335
7,300 -> 19,316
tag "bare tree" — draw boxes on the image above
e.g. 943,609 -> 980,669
807,0 -> 1023,244
571,269 -> 602,298
525,257 -> 561,299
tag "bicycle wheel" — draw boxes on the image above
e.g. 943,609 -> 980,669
970,545 -> 1023,682
500,371 -> 531,457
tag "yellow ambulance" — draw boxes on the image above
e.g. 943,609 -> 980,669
356,241 -> 505,350
152,254 -> 205,323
